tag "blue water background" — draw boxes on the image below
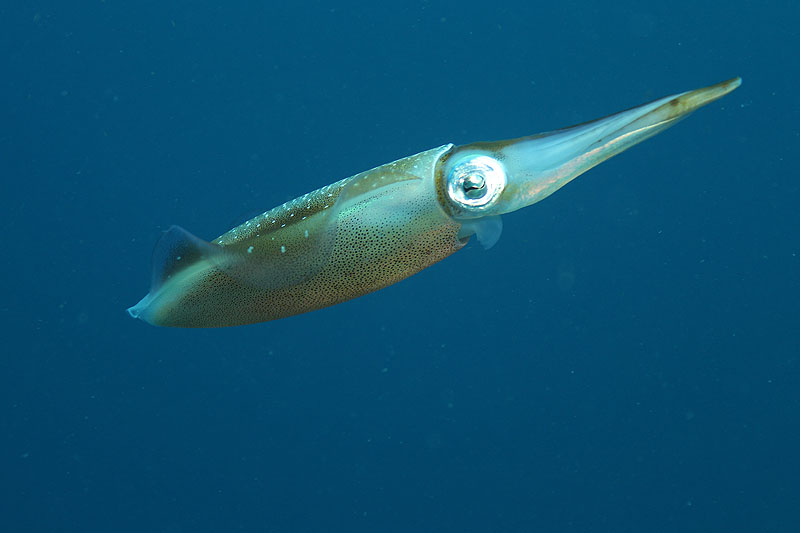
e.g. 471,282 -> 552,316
2,2 -> 798,532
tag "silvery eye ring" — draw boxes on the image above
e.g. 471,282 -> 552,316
446,155 -> 507,212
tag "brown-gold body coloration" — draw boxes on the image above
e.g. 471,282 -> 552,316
129,78 -> 741,327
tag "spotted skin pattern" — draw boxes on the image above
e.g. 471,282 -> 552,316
148,145 -> 465,327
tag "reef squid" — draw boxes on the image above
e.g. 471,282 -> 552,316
128,77 -> 741,327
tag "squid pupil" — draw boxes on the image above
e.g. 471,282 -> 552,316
463,173 -> 486,198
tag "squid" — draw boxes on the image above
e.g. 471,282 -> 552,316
128,77 -> 741,327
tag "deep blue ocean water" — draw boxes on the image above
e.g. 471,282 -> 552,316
2,2 -> 798,532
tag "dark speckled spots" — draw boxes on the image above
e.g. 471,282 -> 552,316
151,145 -> 461,327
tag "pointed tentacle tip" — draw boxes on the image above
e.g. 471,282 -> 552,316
710,76 -> 742,97
691,77 -> 742,104
722,76 -> 742,90
660,76 -> 742,122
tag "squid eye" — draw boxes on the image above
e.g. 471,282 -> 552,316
446,155 -> 507,214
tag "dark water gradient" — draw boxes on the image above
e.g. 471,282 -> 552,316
1,2 -> 798,532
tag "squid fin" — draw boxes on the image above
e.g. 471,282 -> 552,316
148,225 -> 227,291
